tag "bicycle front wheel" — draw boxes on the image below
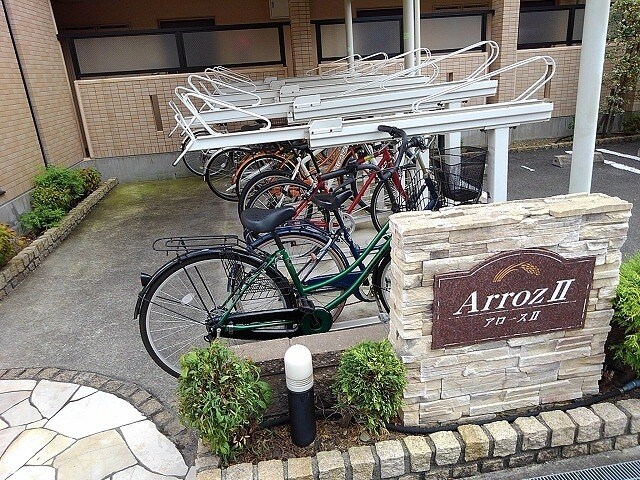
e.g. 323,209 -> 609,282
139,250 -> 294,377
251,231 -> 349,320
204,147 -> 251,201
372,253 -> 391,313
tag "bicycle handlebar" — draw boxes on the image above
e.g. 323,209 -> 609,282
378,125 -> 410,180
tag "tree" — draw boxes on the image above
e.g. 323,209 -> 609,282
601,0 -> 640,134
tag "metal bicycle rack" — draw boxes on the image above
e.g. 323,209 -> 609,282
171,42 -> 556,203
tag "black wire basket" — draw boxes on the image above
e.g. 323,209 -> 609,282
432,146 -> 487,206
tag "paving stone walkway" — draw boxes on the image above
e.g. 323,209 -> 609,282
0,379 -> 194,480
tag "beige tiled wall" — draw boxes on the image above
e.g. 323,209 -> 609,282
3,0 -> 84,168
0,4 -> 44,205
490,0 -> 520,103
516,47 -> 583,118
75,67 -> 288,159
289,0 -> 316,75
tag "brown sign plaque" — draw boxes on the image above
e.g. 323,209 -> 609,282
432,249 -> 596,349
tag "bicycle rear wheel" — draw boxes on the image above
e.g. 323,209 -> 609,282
234,153 -> 293,198
243,177 -> 329,231
251,231 -> 349,320
204,147 -> 251,201
138,250 -> 294,377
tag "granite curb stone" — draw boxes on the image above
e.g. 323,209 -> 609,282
566,407 -> 602,443
197,401 -> 640,479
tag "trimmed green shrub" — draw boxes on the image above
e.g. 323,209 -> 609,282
0,224 -> 17,267
333,339 -> 407,435
30,185 -> 73,211
19,206 -> 66,234
612,253 -> 640,374
78,168 -> 102,193
177,341 -> 271,464
34,166 -> 85,205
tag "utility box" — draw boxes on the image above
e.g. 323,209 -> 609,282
269,0 -> 289,19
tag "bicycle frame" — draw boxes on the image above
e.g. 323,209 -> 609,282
219,221 -> 391,333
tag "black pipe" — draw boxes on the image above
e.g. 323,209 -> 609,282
260,379 -> 640,434
386,379 -> 640,435
1,0 -> 48,167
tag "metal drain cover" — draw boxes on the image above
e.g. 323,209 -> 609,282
528,460 -> 640,480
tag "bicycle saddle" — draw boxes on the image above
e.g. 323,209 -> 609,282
310,190 -> 352,212
240,206 -> 296,233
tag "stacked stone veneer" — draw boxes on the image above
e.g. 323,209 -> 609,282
388,193 -> 632,426
196,398 -> 640,479
0,178 -> 118,300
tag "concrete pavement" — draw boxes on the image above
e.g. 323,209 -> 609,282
0,139 -> 638,477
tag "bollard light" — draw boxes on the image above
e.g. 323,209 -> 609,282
284,344 -> 316,447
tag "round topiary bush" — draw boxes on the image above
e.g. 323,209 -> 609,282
177,341 -> 271,464
333,339 -> 407,435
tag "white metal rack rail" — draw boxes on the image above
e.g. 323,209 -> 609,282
171,45 -> 555,203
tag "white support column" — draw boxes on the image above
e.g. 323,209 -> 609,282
444,101 -> 462,152
414,0 -> 421,68
486,127 -> 510,203
344,0 -> 355,71
403,0 -> 415,69
569,0 -> 611,194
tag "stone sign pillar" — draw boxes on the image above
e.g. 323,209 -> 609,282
388,193 -> 632,426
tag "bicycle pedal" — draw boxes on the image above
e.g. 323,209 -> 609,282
378,312 -> 390,324
297,297 -> 316,313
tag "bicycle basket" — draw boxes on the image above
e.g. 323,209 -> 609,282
432,146 -> 487,205
220,250 -> 290,301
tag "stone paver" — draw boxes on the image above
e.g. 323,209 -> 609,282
0,379 -> 189,480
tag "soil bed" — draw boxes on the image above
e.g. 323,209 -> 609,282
229,362 -> 639,465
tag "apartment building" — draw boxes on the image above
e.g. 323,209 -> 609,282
0,0 -> 628,227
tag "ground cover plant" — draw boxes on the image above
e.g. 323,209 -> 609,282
19,166 -> 101,236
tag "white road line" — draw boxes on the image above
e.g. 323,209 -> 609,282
604,159 -> 640,175
521,165 -> 535,171
596,148 -> 640,162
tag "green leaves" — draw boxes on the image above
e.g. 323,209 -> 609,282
176,341 -> 271,464
0,224 -> 17,267
332,339 -> 407,436
613,253 -> 640,374
19,166 -> 100,236
604,0 -> 640,120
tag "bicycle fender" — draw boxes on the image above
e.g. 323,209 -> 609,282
248,226 -> 350,268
